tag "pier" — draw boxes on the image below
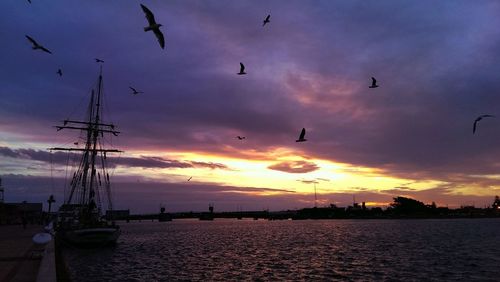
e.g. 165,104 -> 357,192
0,225 -> 56,282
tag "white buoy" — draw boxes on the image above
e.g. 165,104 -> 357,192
32,232 -> 52,245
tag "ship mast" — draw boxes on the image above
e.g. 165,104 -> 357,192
49,68 -> 122,216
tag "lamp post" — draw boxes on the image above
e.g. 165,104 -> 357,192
47,195 -> 55,213
314,183 -> 317,208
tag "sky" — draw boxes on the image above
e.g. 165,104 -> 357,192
1,0 -> 500,213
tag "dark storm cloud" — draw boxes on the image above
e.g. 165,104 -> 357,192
268,160 -> 319,174
297,179 -> 319,184
2,0 -> 500,208
392,186 -> 416,191
116,156 -> 229,170
0,146 -> 74,165
297,178 -> 329,184
0,146 -> 229,170
190,161 -> 229,170
114,156 -> 192,169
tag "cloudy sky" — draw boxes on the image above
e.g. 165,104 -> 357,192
1,0 -> 500,213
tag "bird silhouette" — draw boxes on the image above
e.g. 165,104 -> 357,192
187,177 -> 192,182
57,69 -> 62,77
236,136 -> 246,140
25,35 -> 52,54
95,58 -> 104,63
27,0 -> 31,3
263,15 -> 270,26
473,114 -> 495,134
140,4 -> 165,49
237,63 -> 246,75
129,86 -> 143,95
369,77 -> 379,88
296,128 -> 307,142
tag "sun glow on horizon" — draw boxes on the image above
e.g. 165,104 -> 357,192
112,148 -> 449,196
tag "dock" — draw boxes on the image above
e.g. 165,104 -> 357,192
0,225 -> 56,282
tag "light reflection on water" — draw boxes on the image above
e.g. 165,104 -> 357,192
64,218 -> 500,281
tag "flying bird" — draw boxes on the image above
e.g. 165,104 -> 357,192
129,86 -> 143,95
27,0 -> 31,3
296,128 -> 307,142
187,177 -> 192,182
263,14 -> 270,26
473,114 -> 495,134
369,77 -> 379,88
56,69 -> 62,77
95,58 -> 104,63
140,4 -> 165,49
236,136 -> 246,140
237,63 -> 246,75
25,35 -> 52,54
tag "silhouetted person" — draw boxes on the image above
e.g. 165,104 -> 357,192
369,77 -> 379,88
473,114 -> 494,134
238,62 -> 246,75
263,14 -> 270,26
140,4 -> 165,49
296,128 -> 307,142
25,35 -> 52,54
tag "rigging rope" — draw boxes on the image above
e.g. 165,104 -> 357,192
50,150 -> 55,199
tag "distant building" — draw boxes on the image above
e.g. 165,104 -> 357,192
0,177 -> 4,203
105,209 -> 130,220
0,202 -> 43,225
0,179 -> 43,224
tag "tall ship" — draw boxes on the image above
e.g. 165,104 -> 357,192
50,68 -> 122,247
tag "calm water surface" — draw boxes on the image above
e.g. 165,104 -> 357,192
63,219 -> 500,281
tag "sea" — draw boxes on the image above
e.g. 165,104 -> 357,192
62,218 -> 500,281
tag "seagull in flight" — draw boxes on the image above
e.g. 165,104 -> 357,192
140,4 -> 165,49
473,114 -> 494,134
296,128 -> 307,142
129,86 -> 143,95
56,69 -> 62,77
25,35 -> 52,54
263,14 -> 270,26
95,58 -> 104,63
237,63 -> 246,75
369,77 -> 379,88
236,136 -> 246,140
187,177 -> 192,182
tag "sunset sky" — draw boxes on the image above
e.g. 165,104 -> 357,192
2,0 -> 500,213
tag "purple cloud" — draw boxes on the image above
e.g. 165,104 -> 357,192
2,174 -> 497,213
2,1 -> 500,209
0,146 -> 229,170
268,160 -> 319,174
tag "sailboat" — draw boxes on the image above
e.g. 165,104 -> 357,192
50,68 -> 122,247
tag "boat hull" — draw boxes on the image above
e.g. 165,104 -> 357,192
59,227 -> 120,247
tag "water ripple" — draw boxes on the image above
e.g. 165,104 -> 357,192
64,218 -> 500,281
